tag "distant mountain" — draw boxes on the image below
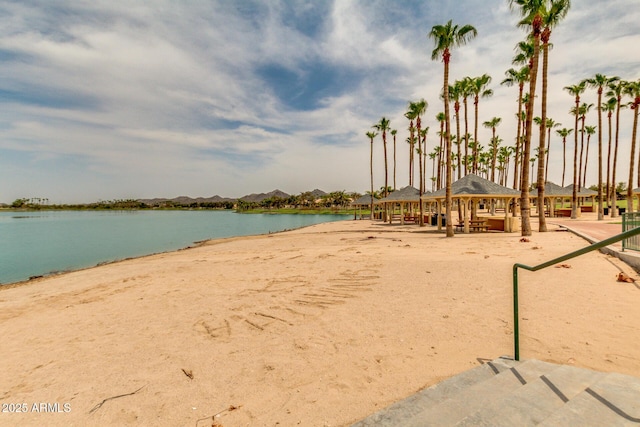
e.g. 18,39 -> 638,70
308,189 -> 327,198
239,189 -> 290,203
138,195 -> 236,206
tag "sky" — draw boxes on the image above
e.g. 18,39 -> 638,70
1,0 -> 639,204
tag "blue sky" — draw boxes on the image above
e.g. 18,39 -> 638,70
0,0 -> 638,203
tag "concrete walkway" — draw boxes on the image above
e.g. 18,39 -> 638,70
547,213 -> 640,272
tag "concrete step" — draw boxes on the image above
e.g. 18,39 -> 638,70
351,357 -> 518,426
539,371 -> 640,426
400,359 -> 560,427
352,359 -> 640,427
456,363 -> 607,426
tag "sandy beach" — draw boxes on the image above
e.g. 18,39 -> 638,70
1,219 -> 640,426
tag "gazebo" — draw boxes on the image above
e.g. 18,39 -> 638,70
564,185 -> 598,214
530,182 -> 573,217
422,174 -> 522,233
374,186 -> 424,224
351,194 -> 377,220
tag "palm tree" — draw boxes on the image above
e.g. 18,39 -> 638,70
625,80 -> 640,213
429,20 -> 478,237
372,117 -> 391,199
412,100 -> 428,222
583,125 -> 596,188
460,76 -> 474,175
576,102 -> 593,191
585,74 -> 619,219
544,118 -> 561,182
501,67 -> 528,184
483,117 -> 502,182
366,131 -> 378,220
471,74 -> 493,174
449,82 -> 464,179
436,112 -> 446,188
564,81 -> 586,218
509,0 -> 546,236
504,44 -> 532,190
405,107 -> 417,186
421,127 -> 430,199
607,79 -> 626,217
390,129 -> 398,191
602,97 -> 617,209
556,127 -> 573,187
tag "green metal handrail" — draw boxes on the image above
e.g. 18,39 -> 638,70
513,226 -> 640,361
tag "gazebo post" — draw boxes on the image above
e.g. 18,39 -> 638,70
437,200 -> 443,231
400,203 -> 404,225
464,198 -> 470,234
504,197 -> 511,232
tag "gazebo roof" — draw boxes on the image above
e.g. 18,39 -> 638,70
531,181 -> 572,197
424,174 -> 521,199
633,187 -> 640,194
375,186 -> 423,204
351,194 -> 377,206
564,184 -> 597,196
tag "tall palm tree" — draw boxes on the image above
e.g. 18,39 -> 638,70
501,67 -> 528,188
585,74 -> 619,219
471,74 -> 493,174
625,80 -> 640,213
544,118 -> 561,182
509,0 -> 546,236
483,117 -> 502,182
537,0 -> 570,229
556,127 -> 573,187
373,117 -> 391,199
505,43 -> 532,190
421,127 -> 430,198
449,82 -> 464,179
460,76 -> 474,176
564,81 -> 586,218
429,20 -> 478,237
390,129 -> 398,191
576,102 -> 593,192
408,99 -> 428,226
405,107 -> 417,186
366,131 -> 378,220
583,125 -> 596,188
607,79 -> 626,217
436,112 -> 446,188
602,97 -> 617,209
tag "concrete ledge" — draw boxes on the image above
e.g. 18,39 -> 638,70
557,225 -> 640,273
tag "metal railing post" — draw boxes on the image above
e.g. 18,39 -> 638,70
513,225 -> 640,361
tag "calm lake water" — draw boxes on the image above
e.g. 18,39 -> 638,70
0,210 -> 348,285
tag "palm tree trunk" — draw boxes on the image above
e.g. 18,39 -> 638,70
444,52 -> 454,237
583,133 -> 591,189
597,89 -> 604,220
513,84 -> 524,189
578,118 -> 585,194
537,36 -> 549,232
606,111 -> 613,210
562,139 -> 567,187
521,21 -> 541,237
612,96 -> 622,217
370,140 -> 374,220
463,97 -> 469,176
473,97 -> 479,174
393,134 -> 397,190
628,107 -> 638,213
571,101 -> 580,219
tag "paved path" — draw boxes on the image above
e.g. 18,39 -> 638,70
549,214 -> 624,249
